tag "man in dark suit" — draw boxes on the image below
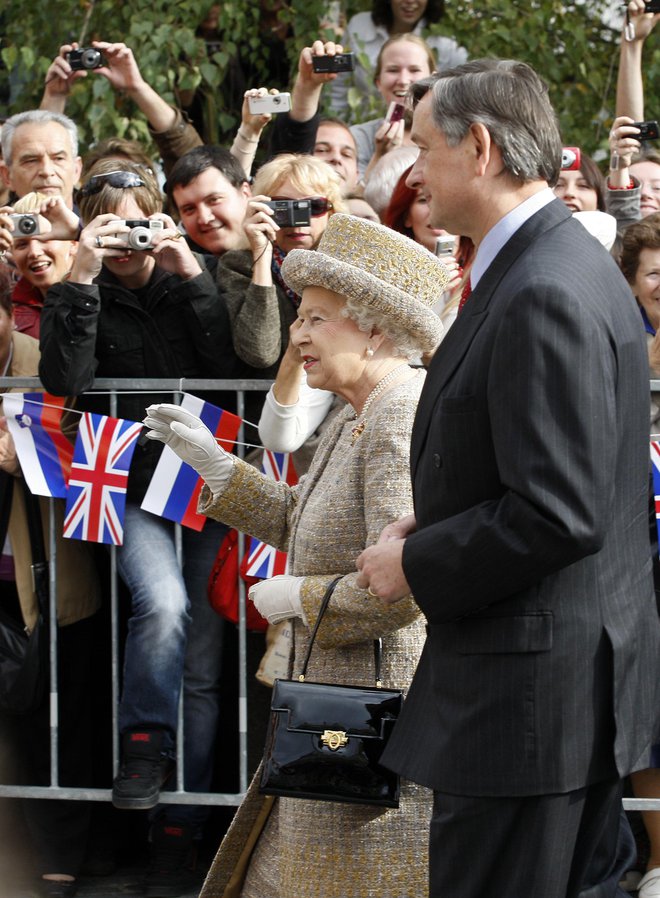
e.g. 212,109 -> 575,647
357,59 -> 660,897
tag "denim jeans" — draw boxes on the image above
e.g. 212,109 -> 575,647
115,502 -> 226,831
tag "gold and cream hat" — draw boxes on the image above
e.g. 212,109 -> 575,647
281,213 -> 451,353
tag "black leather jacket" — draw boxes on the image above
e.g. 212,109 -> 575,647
39,261 -> 236,499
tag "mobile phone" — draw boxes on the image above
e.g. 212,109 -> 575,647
633,120 -> 660,141
247,93 -> 291,115
434,235 -> 455,257
386,102 -> 406,124
561,147 -> 581,170
311,53 -> 354,74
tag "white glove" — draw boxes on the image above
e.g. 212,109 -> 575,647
248,575 -> 306,625
143,403 -> 234,495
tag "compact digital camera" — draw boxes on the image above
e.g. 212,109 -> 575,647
311,53 -> 354,74
247,93 -> 291,114
66,47 -> 106,71
265,200 -> 311,228
114,219 -> 164,250
9,213 -> 40,237
561,147 -> 581,170
634,120 -> 659,141
644,0 -> 660,12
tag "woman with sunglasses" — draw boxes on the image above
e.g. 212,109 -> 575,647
219,154 -> 347,374
38,159 -> 237,892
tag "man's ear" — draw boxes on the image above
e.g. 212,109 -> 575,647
468,122 -> 494,178
0,161 -> 12,191
242,180 -> 252,198
73,155 -> 83,187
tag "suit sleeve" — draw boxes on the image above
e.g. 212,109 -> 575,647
403,278 -> 619,623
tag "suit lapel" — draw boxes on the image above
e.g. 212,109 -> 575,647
411,199 -> 572,476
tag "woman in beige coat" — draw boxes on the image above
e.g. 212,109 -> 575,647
144,214 -> 450,898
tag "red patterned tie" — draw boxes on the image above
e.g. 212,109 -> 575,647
458,276 -> 472,314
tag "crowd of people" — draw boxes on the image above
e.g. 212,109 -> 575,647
0,1 -> 659,897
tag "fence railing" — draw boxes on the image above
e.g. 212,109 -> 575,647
0,377 -> 273,808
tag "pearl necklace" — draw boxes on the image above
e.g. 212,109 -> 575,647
350,364 -> 408,445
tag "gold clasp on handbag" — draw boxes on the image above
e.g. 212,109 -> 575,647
321,730 -> 348,751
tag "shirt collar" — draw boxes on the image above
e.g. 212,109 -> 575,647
471,187 -> 555,290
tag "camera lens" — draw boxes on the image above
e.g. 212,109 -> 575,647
18,215 -> 38,236
127,227 -> 153,250
81,48 -> 102,69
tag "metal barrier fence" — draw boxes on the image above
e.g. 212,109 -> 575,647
1,376 -> 660,813
0,376 -> 273,809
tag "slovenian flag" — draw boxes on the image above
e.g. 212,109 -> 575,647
63,412 -> 143,545
141,394 -> 242,531
651,441 -> 660,558
243,451 -> 297,578
3,393 -> 74,497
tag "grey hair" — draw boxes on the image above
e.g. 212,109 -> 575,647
410,59 -> 562,186
1,110 -> 79,166
342,296 -> 423,360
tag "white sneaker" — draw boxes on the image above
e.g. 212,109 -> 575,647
638,869 -> 660,897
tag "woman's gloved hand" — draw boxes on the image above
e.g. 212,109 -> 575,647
248,575 -> 307,625
143,403 -> 234,494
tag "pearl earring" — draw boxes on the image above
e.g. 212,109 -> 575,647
366,347 -> 375,358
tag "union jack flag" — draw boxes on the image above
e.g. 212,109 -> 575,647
243,451 -> 298,579
652,441 -> 660,558
63,412 -> 143,545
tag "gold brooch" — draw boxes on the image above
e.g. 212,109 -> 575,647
351,420 -> 366,445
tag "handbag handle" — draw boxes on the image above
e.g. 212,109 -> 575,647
298,576 -> 384,688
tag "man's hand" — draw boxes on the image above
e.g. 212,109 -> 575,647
90,41 -> 145,93
40,44 -> 88,111
377,513 -> 417,544
356,539 -> 411,605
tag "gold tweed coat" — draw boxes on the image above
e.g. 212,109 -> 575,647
198,370 -> 432,898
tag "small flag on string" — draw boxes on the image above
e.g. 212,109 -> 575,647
243,451 -> 297,579
3,393 -> 73,498
63,412 -> 142,545
651,441 -> 660,559
141,394 -> 241,531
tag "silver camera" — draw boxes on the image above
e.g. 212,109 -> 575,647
115,219 -> 164,250
247,93 -> 291,115
9,213 -> 40,237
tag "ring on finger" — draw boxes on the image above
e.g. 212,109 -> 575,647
367,586 -> 379,598
95,235 -> 104,249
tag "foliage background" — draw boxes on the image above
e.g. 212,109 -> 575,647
0,0 -> 658,160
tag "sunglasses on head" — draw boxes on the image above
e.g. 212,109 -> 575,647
271,196 -> 333,217
80,170 -> 146,196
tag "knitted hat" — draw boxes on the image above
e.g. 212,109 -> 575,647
281,213 -> 451,352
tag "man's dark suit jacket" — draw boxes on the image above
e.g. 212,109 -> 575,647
383,198 -> 660,797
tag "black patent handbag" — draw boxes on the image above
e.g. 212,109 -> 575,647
259,577 -> 403,808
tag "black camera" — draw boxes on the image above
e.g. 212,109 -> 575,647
634,120 -> 659,141
67,47 -> 106,71
644,0 -> 660,12
266,200 -> 311,228
311,53 -> 354,74
9,213 -> 40,237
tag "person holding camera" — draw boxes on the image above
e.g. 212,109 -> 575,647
606,0 -> 660,229
218,153 -> 347,375
329,0 -> 467,121
37,159 -> 237,897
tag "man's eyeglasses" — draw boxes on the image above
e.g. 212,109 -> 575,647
271,196 -> 333,217
80,171 -> 146,196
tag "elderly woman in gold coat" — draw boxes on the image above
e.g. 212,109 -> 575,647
144,214 -> 450,898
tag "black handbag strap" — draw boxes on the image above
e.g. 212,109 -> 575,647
298,577 -> 384,687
